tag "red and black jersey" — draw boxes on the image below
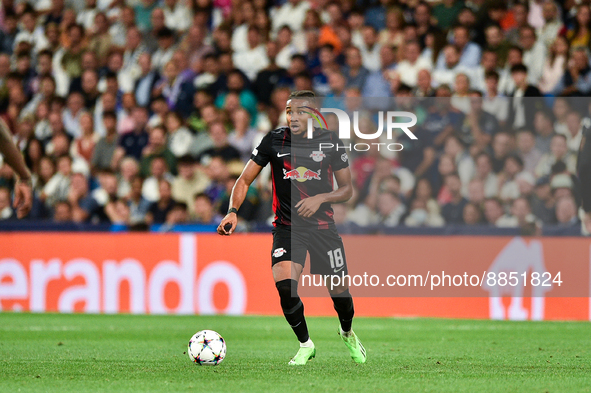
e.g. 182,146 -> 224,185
250,127 -> 349,228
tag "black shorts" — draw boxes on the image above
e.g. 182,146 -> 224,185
271,224 -> 348,276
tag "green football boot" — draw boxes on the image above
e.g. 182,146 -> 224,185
288,346 -> 316,365
338,329 -> 367,364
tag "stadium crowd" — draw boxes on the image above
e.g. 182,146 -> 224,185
0,0 -> 588,233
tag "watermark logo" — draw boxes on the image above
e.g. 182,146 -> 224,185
304,106 -> 418,145
302,106 -> 327,129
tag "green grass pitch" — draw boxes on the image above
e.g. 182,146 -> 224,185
1,313 -> 591,392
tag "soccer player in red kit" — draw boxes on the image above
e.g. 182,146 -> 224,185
218,90 -> 366,365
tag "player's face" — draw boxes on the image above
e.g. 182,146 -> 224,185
286,98 -> 314,136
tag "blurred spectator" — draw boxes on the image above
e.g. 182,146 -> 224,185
116,106 -> 149,162
362,45 -> 396,97
375,190 -> 406,227
52,200 -> 72,222
139,125 -> 177,177
63,92 -> 85,138
152,27 -> 177,72
432,0 -> 463,31
519,26 -> 545,85
105,198 -> 131,225
485,25 -> 511,69
404,198 -> 444,227
165,111 -> 194,158
233,26 -> 268,81
199,121 -> 241,163
145,178 -> 175,224
171,155 -> 210,216
228,108 -> 257,162
566,4 -> 591,47
539,36 -> 568,94
126,175 -> 150,225
533,110 -> 555,154
252,42 -> 287,106
142,155 -> 173,203
441,173 -> 468,224
88,12 -> 112,65
40,154 -> 72,208
134,53 -> 159,108
555,195 -> 579,226
396,41 -> 432,87
551,47 -> 591,96
161,201 -> 189,228
481,71 -> 509,125
135,0 -> 158,33
192,192 -> 222,224
490,131 -> 513,174
271,0 -> 309,34
203,156 -> 230,203
530,176 -> 556,224
72,111 -> 96,164
379,8 -> 404,49
561,111 -> 583,152
122,27 -> 147,77
498,155 -> 525,202
359,25 -> 382,72
474,153 -> 499,198
516,128 -> 542,175
537,2 -> 563,49
436,26 -> 481,70
459,91 -> 498,149
535,134 -> 577,177
67,170 -> 105,223
117,156 -> 140,198
466,178 -> 485,205
15,7 -> 49,54
507,64 -> 542,130
506,3 -> 529,45
421,87 -> 464,150
163,0 -> 192,33
496,197 -> 537,229
483,197 -> 505,226
342,46 -> 369,91
463,202 -> 483,225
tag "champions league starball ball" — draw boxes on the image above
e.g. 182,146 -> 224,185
187,330 -> 226,366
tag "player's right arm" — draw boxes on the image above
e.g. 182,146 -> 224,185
0,118 -> 32,218
218,132 -> 273,235
217,160 -> 264,235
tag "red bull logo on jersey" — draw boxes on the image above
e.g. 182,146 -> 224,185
283,166 -> 322,182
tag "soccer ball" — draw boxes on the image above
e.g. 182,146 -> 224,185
187,330 -> 226,366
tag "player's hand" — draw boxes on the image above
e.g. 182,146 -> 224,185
13,178 -> 32,219
295,195 -> 324,218
217,213 -> 237,235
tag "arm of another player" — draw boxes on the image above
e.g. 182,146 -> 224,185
217,159 -> 264,235
0,118 -> 32,218
296,167 -> 353,218
578,120 -> 591,221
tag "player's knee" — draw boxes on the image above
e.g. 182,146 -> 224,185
275,279 -> 300,312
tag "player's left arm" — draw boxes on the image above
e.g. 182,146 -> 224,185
296,167 -> 353,218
